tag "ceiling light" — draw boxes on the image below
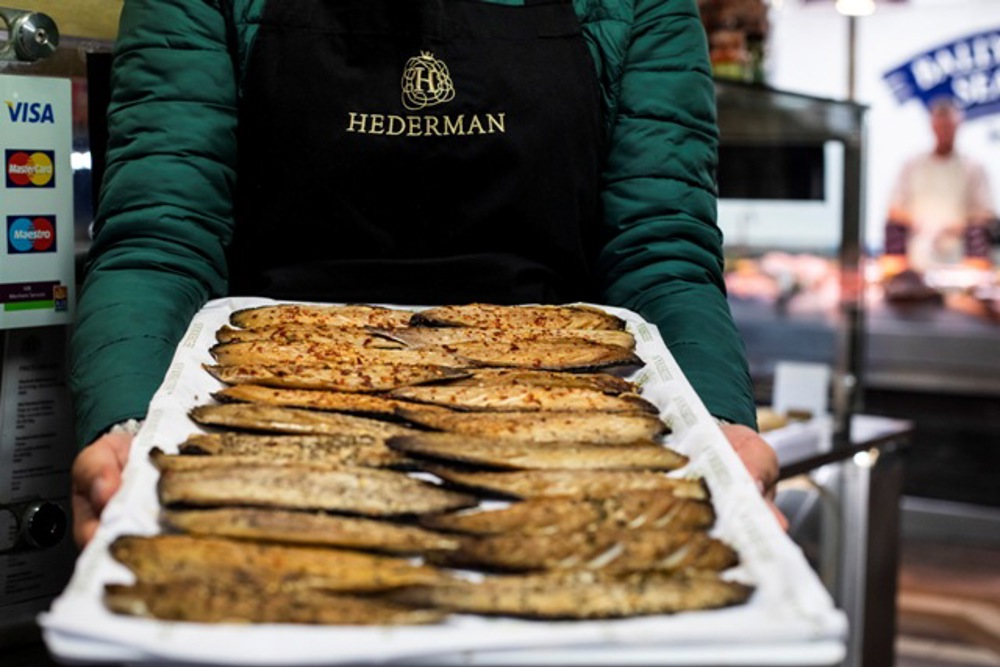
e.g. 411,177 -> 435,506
836,0 -> 876,16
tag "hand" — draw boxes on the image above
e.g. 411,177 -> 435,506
719,422 -> 789,531
71,431 -> 133,548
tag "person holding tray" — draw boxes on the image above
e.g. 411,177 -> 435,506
70,0 -> 784,546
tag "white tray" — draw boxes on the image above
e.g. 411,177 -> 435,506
41,298 -> 847,666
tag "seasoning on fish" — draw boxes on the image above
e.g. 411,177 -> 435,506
203,361 -> 470,392
230,304 -> 414,329
397,408 -> 668,444
427,467 -> 708,501
387,433 -> 688,471
105,581 -> 446,625
189,403 -> 417,440
214,384 -> 409,418
163,507 -> 460,553
436,529 -> 739,573
109,534 -> 448,592
377,326 -> 636,351
179,432 -> 410,468
410,303 -> 626,330
444,339 -> 641,372
157,461 -> 478,516
388,384 -> 658,414
421,491 -> 714,536
216,324 -> 406,348
210,340 -> 462,367
151,446 -> 411,473
445,368 -> 637,395
394,569 -> 752,619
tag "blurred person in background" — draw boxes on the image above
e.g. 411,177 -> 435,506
882,96 -> 996,278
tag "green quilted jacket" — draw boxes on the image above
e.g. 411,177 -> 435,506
70,0 -> 757,447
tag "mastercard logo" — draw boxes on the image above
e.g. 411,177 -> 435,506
7,216 -> 57,253
6,150 -> 55,188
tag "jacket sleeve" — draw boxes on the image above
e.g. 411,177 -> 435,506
595,0 -> 757,428
69,0 -> 238,447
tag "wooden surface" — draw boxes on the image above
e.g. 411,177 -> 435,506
10,0 -> 122,41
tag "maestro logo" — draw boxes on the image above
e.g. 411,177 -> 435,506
6,150 -> 55,188
7,215 -> 57,254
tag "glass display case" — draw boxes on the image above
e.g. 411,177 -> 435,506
715,79 -> 868,442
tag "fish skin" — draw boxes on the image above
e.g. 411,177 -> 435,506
420,491 -> 715,535
179,432 -> 410,468
157,462 -> 479,516
387,433 -> 688,471
189,403 -> 417,439
397,408 -> 668,444
203,362 -> 470,392
210,340 -> 462,367
230,304 -> 414,329
214,384 -> 409,417
105,581 -> 446,625
162,507 -> 460,553
109,534 -> 449,592
376,326 -> 636,351
388,384 -> 658,414
426,467 -> 709,501
410,303 -> 626,330
444,368 -> 637,395
394,569 -> 753,619
436,529 -> 739,574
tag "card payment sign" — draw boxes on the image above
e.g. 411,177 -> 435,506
7,215 -> 57,253
6,149 -> 55,188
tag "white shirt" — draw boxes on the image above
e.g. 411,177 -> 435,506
888,152 -> 995,271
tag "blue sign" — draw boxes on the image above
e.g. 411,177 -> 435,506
883,28 -> 1000,120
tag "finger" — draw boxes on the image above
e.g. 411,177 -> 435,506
720,423 -> 780,492
71,488 -> 100,548
70,433 -> 133,548
767,499 -> 790,532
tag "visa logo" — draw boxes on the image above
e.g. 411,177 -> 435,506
5,101 -> 55,124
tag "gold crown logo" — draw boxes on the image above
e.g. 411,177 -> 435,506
401,51 -> 456,111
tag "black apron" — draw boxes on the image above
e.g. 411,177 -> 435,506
228,0 -> 604,306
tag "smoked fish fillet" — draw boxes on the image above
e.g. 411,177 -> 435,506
106,581 -> 445,625
215,324 -> 406,348
109,534 -> 448,592
420,491 -> 714,535
444,368 -> 636,395
162,507 -> 459,553
395,569 -> 752,619
189,403 -> 417,440
436,528 -> 739,574
397,408 -> 668,444
410,303 -> 626,330
179,432 -> 410,468
157,462 -> 477,515
230,304 -> 414,329
388,384 -> 658,414
376,326 -> 636,350
440,339 -> 641,371
210,340 -> 462,367
204,361 -> 469,392
214,384 -> 410,418
387,433 -> 688,471
427,467 -> 708,501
